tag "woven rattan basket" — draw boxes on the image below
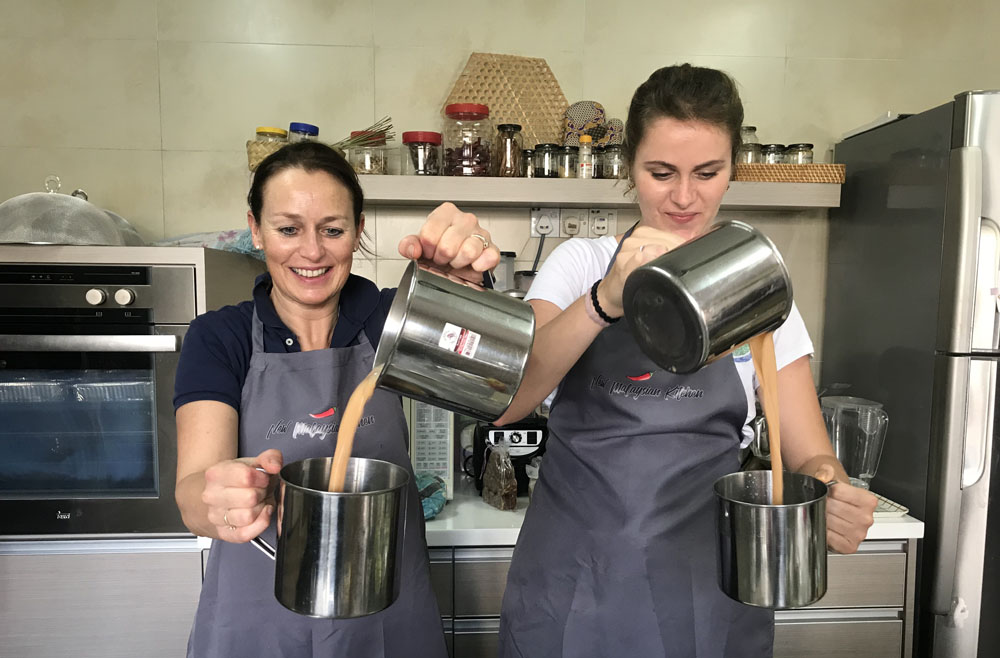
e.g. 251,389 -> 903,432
444,52 -> 568,149
734,163 -> 845,183
247,140 -> 287,172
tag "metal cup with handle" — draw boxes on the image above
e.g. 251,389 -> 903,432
373,260 -> 536,421
714,470 -> 830,609
251,456 -> 409,619
622,220 -> 793,374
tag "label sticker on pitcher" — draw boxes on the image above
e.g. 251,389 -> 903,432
439,322 -> 481,358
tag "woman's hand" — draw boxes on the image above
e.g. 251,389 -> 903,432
397,202 -> 500,282
597,225 -> 686,317
811,463 -> 878,554
200,448 -> 283,543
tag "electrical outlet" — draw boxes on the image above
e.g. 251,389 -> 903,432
589,208 -> 618,237
560,208 -> 584,237
530,207 -> 560,237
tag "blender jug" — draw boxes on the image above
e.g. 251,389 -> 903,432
819,396 -> 889,489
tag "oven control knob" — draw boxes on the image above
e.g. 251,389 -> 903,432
85,288 -> 106,305
114,288 -> 136,306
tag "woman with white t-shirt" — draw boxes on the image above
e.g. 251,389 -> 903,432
468,64 -> 876,657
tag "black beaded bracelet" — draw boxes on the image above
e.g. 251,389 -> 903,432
590,279 -> 620,324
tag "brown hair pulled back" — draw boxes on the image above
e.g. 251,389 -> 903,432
623,64 -> 745,174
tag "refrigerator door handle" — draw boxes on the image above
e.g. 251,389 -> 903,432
972,217 -> 1000,351
928,357 -> 970,615
962,358 -> 997,488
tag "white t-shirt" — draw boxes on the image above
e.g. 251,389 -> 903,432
525,235 -> 815,447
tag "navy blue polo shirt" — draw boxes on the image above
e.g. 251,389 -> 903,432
173,272 -> 395,413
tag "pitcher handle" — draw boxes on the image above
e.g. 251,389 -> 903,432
250,536 -> 276,560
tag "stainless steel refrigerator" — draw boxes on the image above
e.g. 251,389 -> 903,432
822,91 -> 1000,657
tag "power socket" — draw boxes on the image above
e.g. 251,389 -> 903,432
560,208 -> 584,237
589,208 -> 618,237
530,207 -> 560,237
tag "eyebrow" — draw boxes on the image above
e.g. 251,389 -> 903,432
270,212 -> 350,223
644,159 -> 727,170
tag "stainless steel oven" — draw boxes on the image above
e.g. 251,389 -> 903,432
0,246 -> 264,537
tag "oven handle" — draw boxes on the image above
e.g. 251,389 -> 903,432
0,334 -> 180,353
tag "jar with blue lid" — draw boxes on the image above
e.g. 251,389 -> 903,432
288,122 -> 319,143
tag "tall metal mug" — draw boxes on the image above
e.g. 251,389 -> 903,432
251,457 -> 409,619
373,260 -> 536,421
714,470 -> 829,609
622,220 -> 793,374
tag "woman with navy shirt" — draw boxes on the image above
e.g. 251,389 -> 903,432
173,141 -> 498,658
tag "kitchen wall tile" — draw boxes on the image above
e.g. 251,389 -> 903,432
376,258 -> 409,290
373,0 -> 584,52
584,0 -> 789,59
157,0 -> 373,46
162,150 -> 252,235
351,252 -> 377,281
0,146 -> 165,241
158,42 -> 374,151
0,38 -> 160,149
0,0 -> 156,39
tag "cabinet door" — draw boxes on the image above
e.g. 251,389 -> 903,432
453,547 -> 513,617
429,548 -> 454,616
453,618 -> 501,658
774,610 -> 903,658
812,541 -> 907,608
0,548 -> 202,658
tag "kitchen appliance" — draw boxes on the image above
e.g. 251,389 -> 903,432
0,245 -> 265,537
714,471 -> 829,609
822,90 -> 1000,657
820,396 -> 889,489
622,220 -> 793,374
472,417 -> 547,496
373,260 -> 535,422
250,457 -> 408,619
406,398 -> 455,500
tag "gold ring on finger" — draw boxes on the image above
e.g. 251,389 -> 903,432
224,509 -> 234,528
470,233 -> 490,250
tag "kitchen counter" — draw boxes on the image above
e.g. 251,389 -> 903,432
425,476 -> 924,547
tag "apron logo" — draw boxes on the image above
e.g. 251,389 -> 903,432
590,373 -> 705,401
309,406 -> 337,419
264,415 -> 377,441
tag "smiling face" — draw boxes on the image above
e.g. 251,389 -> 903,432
248,167 -> 363,315
632,117 -> 733,242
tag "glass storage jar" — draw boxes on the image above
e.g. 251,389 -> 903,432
785,143 -> 814,164
600,144 -> 627,179
533,144 -> 559,178
761,144 -> 786,165
592,145 -> 606,179
254,126 -> 288,143
443,103 -> 492,176
737,143 -> 762,164
558,145 -> 578,178
347,131 -> 388,175
401,131 -> 442,176
494,124 -> 523,177
521,149 -> 535,177
740,125 -> 760,145
288,122 -> 319,143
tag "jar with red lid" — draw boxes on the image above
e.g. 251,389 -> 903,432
400,131 -> 442,176
347,131 -> 387,175
442,103 -> 492,176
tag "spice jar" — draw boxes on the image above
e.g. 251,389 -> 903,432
558,145 -> 578,178
533,144 -> 559,178
785,143 -> 814,164
401,131 -> 442,176
592,145 -> 606,179
254,126 -> 287,143
740,125 -> 760,145
521,149 -> 535,178
493,124 -> 523,177
347,131 -> 387,175
737,143 -> 762,164
761,144 -> 786,165
600,144 -> 627,179
443,103 -> 492,176
288,122 -> 319,143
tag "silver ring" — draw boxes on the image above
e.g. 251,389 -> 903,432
470,233 -> 490,250
639,244 -> 645,253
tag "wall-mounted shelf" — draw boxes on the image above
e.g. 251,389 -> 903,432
360,175 -> 841,210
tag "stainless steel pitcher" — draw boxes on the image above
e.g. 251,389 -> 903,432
373,260 -> 536,421
622,220 -> 793,374
251,457 -> 409,619
714,470 -> 829,609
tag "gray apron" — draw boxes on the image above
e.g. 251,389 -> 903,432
498,231 -> 774,658
187,306 -> 447,658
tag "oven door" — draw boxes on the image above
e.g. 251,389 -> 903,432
0,325 -> 189,537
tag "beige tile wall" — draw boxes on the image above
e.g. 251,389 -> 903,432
1,0 -> 997,368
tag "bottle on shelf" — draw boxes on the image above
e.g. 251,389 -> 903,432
577,135 -> 594,179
